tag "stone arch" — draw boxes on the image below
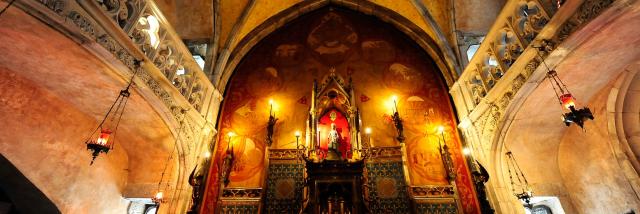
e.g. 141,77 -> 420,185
214,0 -> 460,93
606,65 -> 640,196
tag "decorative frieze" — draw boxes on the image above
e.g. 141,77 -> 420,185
268,149 -> 300,160
410,185 -> 456,198
220,188 -> 262,200
368,146 -> 403,160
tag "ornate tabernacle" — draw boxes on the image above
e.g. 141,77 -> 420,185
306,69 -> 362,162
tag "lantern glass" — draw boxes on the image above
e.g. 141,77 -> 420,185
560,93 -> 575,110
96,129 -> 112,145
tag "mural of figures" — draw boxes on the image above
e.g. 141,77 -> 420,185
307,12 -> 358,65
203,7 -> 479,213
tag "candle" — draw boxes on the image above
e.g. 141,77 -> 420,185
295,130 -> 301,149
269,99 -> 274,117
227,132 -> 235,152
392,95 -> 398,113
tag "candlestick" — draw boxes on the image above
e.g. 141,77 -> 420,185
392,95 -> 398,114
295,130 -> 301,149
365,127 -> 371,147
438,126 -> 445,144
227,132 -> 235,152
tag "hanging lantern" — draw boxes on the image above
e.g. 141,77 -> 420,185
96,129 -> 112,145
85,60 -> 141,165
506,151 -> 533,208
546,70 -> 594,128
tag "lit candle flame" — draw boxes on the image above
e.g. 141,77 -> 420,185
463,147 -> 471,155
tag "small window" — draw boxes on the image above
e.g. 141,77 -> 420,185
193,55 -> 205,70
467,44 -> 480,62
524,196 -> 566,214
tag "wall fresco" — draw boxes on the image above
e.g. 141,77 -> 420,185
203,7 -> 479,213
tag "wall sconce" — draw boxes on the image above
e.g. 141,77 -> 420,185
438,126 -> 456,182
506,151 -> 533,208
266,99 -> 278,146
391,95 -> 405,143
85,60 -> 141,165
221,132 -> 235,187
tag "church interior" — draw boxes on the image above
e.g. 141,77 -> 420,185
0,0 -> 639,213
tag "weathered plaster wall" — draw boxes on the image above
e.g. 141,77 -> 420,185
0,4 -> 179,212
454,0 -> 506,34
0,67 -> 130,213
154,0 -> 213,40
558,82 -> 640,214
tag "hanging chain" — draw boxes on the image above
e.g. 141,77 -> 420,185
157,109 -> 188,194
506,151 -> 530,195
83,60 -> 142,143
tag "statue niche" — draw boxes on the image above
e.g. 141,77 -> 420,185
308,69 -> 360,161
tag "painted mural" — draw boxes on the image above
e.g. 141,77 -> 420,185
203,8 -> 479,213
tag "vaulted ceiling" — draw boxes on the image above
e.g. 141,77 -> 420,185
154,0 -> 506,72
156,0 -> 505,40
